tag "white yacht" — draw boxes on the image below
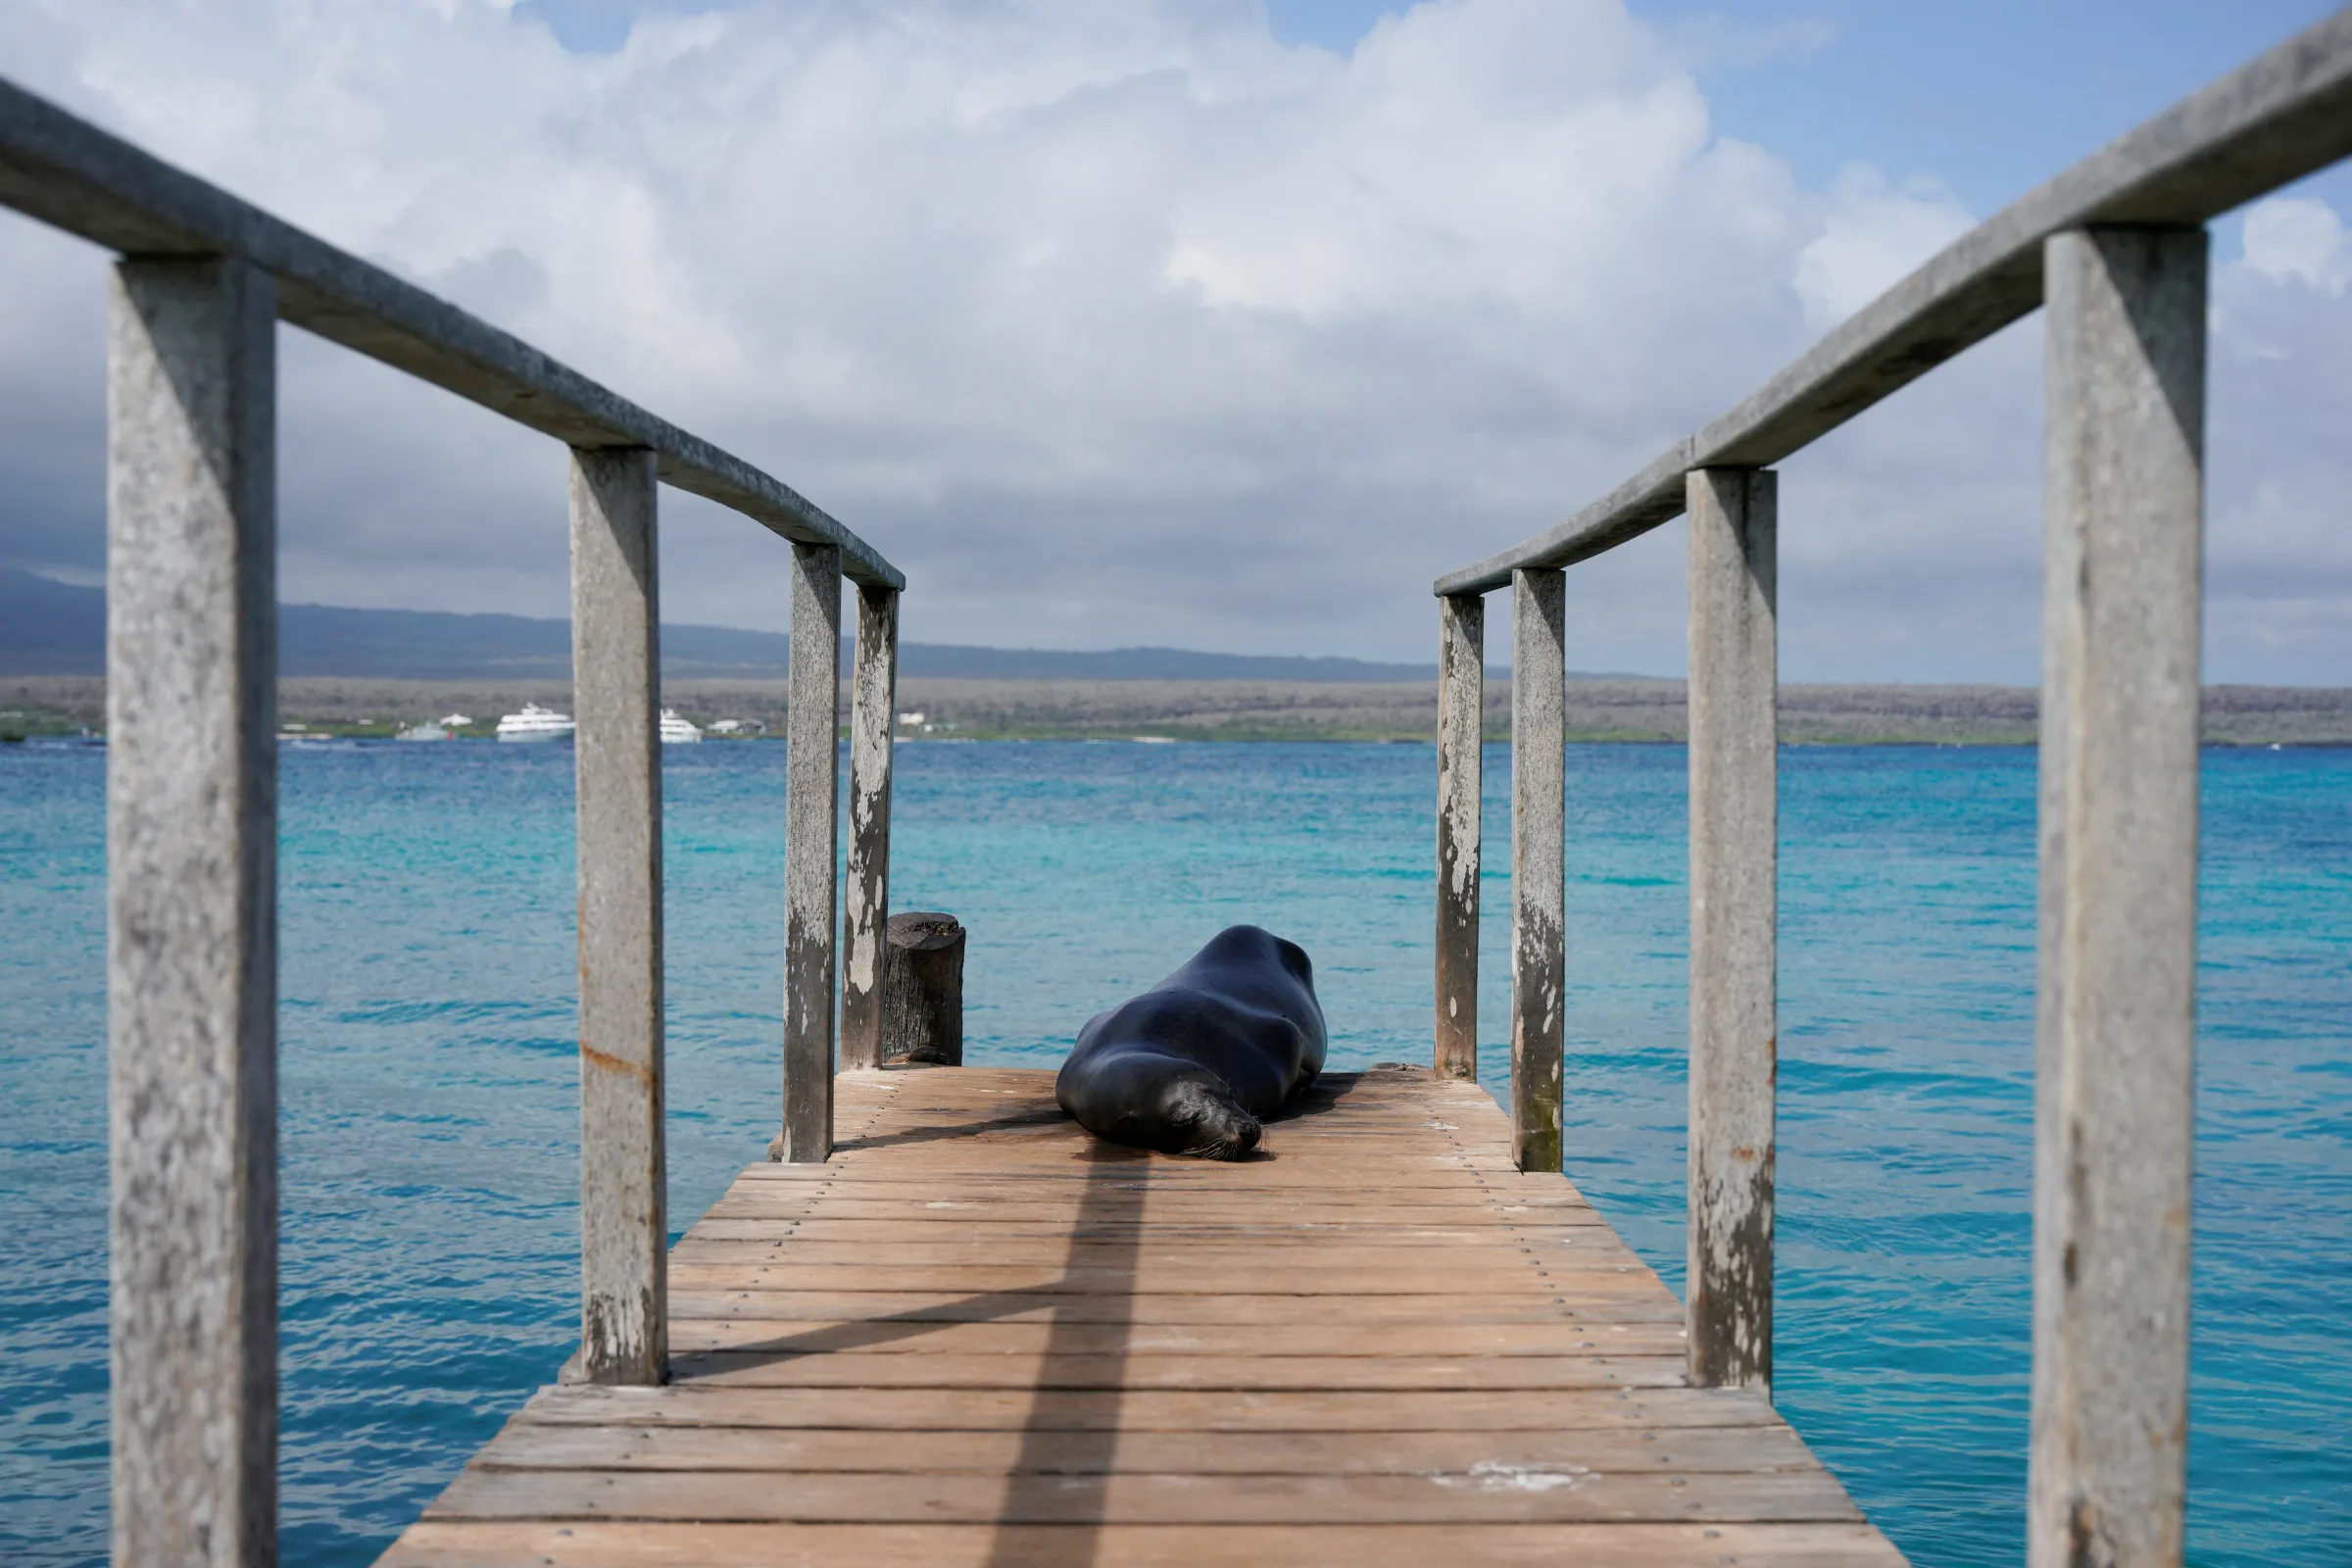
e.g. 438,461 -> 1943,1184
660,709 -> 702,745
495,703 -> 575,743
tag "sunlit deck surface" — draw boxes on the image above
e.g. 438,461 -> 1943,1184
377,1064 -> 1904,1566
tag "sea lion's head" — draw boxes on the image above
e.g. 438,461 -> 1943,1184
1157,1074 -> 1262,1161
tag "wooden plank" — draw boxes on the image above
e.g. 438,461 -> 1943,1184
665,1292 -> 1687,1327
381,1520 -> 1908,1567
471,1422 -> 1814,1475
667,1239 -> 1647,1270
380,1066 -> 1902,1566
662,1351 -> 1687,1392
511,1383 -> 1784,1433
663,1319 -> 1689,1357
663,1265 -> 1650,1297
422,1466 -> 1862,1526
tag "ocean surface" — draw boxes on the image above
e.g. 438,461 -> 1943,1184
1,738 -> 2345,1565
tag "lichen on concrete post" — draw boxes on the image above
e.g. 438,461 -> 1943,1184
568,444 -> 666,1386
1509,567 -> 1567,1173
1685,466 -> 1779,1394
106,255 -> 279,1566
2032,224 -> 2206,1568
1435,592 -> 1485,1081
779,543 -> 843,1162
840,584 -> 900,1071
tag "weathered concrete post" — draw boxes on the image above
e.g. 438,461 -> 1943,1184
840,583 -> 901,1071
1510,567 -> 1567,1173
1435,591 -> 1485,1081
778,543 -> 843,1162
107,255 -> 279,1566
1685,466 -> 1779,1394
2032,225 -> 2206,1568
567,445 -> 666,1386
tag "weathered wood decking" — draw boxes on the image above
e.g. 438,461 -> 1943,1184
378,1065 -> 1904,1566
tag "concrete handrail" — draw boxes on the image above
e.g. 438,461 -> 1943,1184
1433,6 -> 2352,595
0,73 -> 904,1560
1429,11 -> 2352,1564
0,75 -> 902,590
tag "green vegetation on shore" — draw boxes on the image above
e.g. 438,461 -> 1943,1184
7,675 -> 2350,748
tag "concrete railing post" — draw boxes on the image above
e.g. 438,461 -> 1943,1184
1685,466 -> 1779,1394
840,584 -> 901,1071
1509,567 -> 1567,1173
1435,591 -> 1485,1081
107,255 -> 279,1566
778,543 -> 843,1161
2032,225 -> 2206,1568
567,445 -> 666,1386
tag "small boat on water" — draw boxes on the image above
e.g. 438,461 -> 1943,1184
395,722 -> 449,742
661,710 -> 702,745
496,704 -> 575,743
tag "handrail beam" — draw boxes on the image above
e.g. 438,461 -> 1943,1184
1435,6 -> 2352,596
0,76 -> 905,590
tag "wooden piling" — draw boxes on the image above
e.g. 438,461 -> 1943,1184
1435,592 -> 1485,1081
882,911 -> 966,1065
106,255 -> 279,1566
2031,224 -> 2206,1568
1685,466 -> 1779,1394
841,584 -> 901,1071
1509,568 -> 1567,1174
779,544 -> 842,1163
568,444 -> 667,1386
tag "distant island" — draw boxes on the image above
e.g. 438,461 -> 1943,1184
4,568 -> 2348,745
0,567 -> 1566,684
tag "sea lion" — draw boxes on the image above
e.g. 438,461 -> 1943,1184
1055,925 -> 1327,1160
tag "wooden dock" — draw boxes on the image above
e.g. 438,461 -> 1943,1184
378,1065 -> 1904,1566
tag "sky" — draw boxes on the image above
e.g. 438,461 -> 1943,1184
1,0 -> 2348,684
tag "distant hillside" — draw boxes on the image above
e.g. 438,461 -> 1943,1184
0,568 -> 1565,682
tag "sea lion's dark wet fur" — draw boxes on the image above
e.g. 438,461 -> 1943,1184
1056,926 -> 1327,1160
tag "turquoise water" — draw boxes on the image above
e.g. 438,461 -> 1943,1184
1,738 -> 2345,1564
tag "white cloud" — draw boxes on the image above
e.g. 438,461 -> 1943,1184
1792,167 -> 1974,330
2238,195 -> 2352,297
0,0 -> 2347,683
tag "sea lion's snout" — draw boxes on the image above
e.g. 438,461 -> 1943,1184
1162,1076 -> 1262,1161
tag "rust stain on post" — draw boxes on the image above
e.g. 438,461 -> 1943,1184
568,443 -> 667,1387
